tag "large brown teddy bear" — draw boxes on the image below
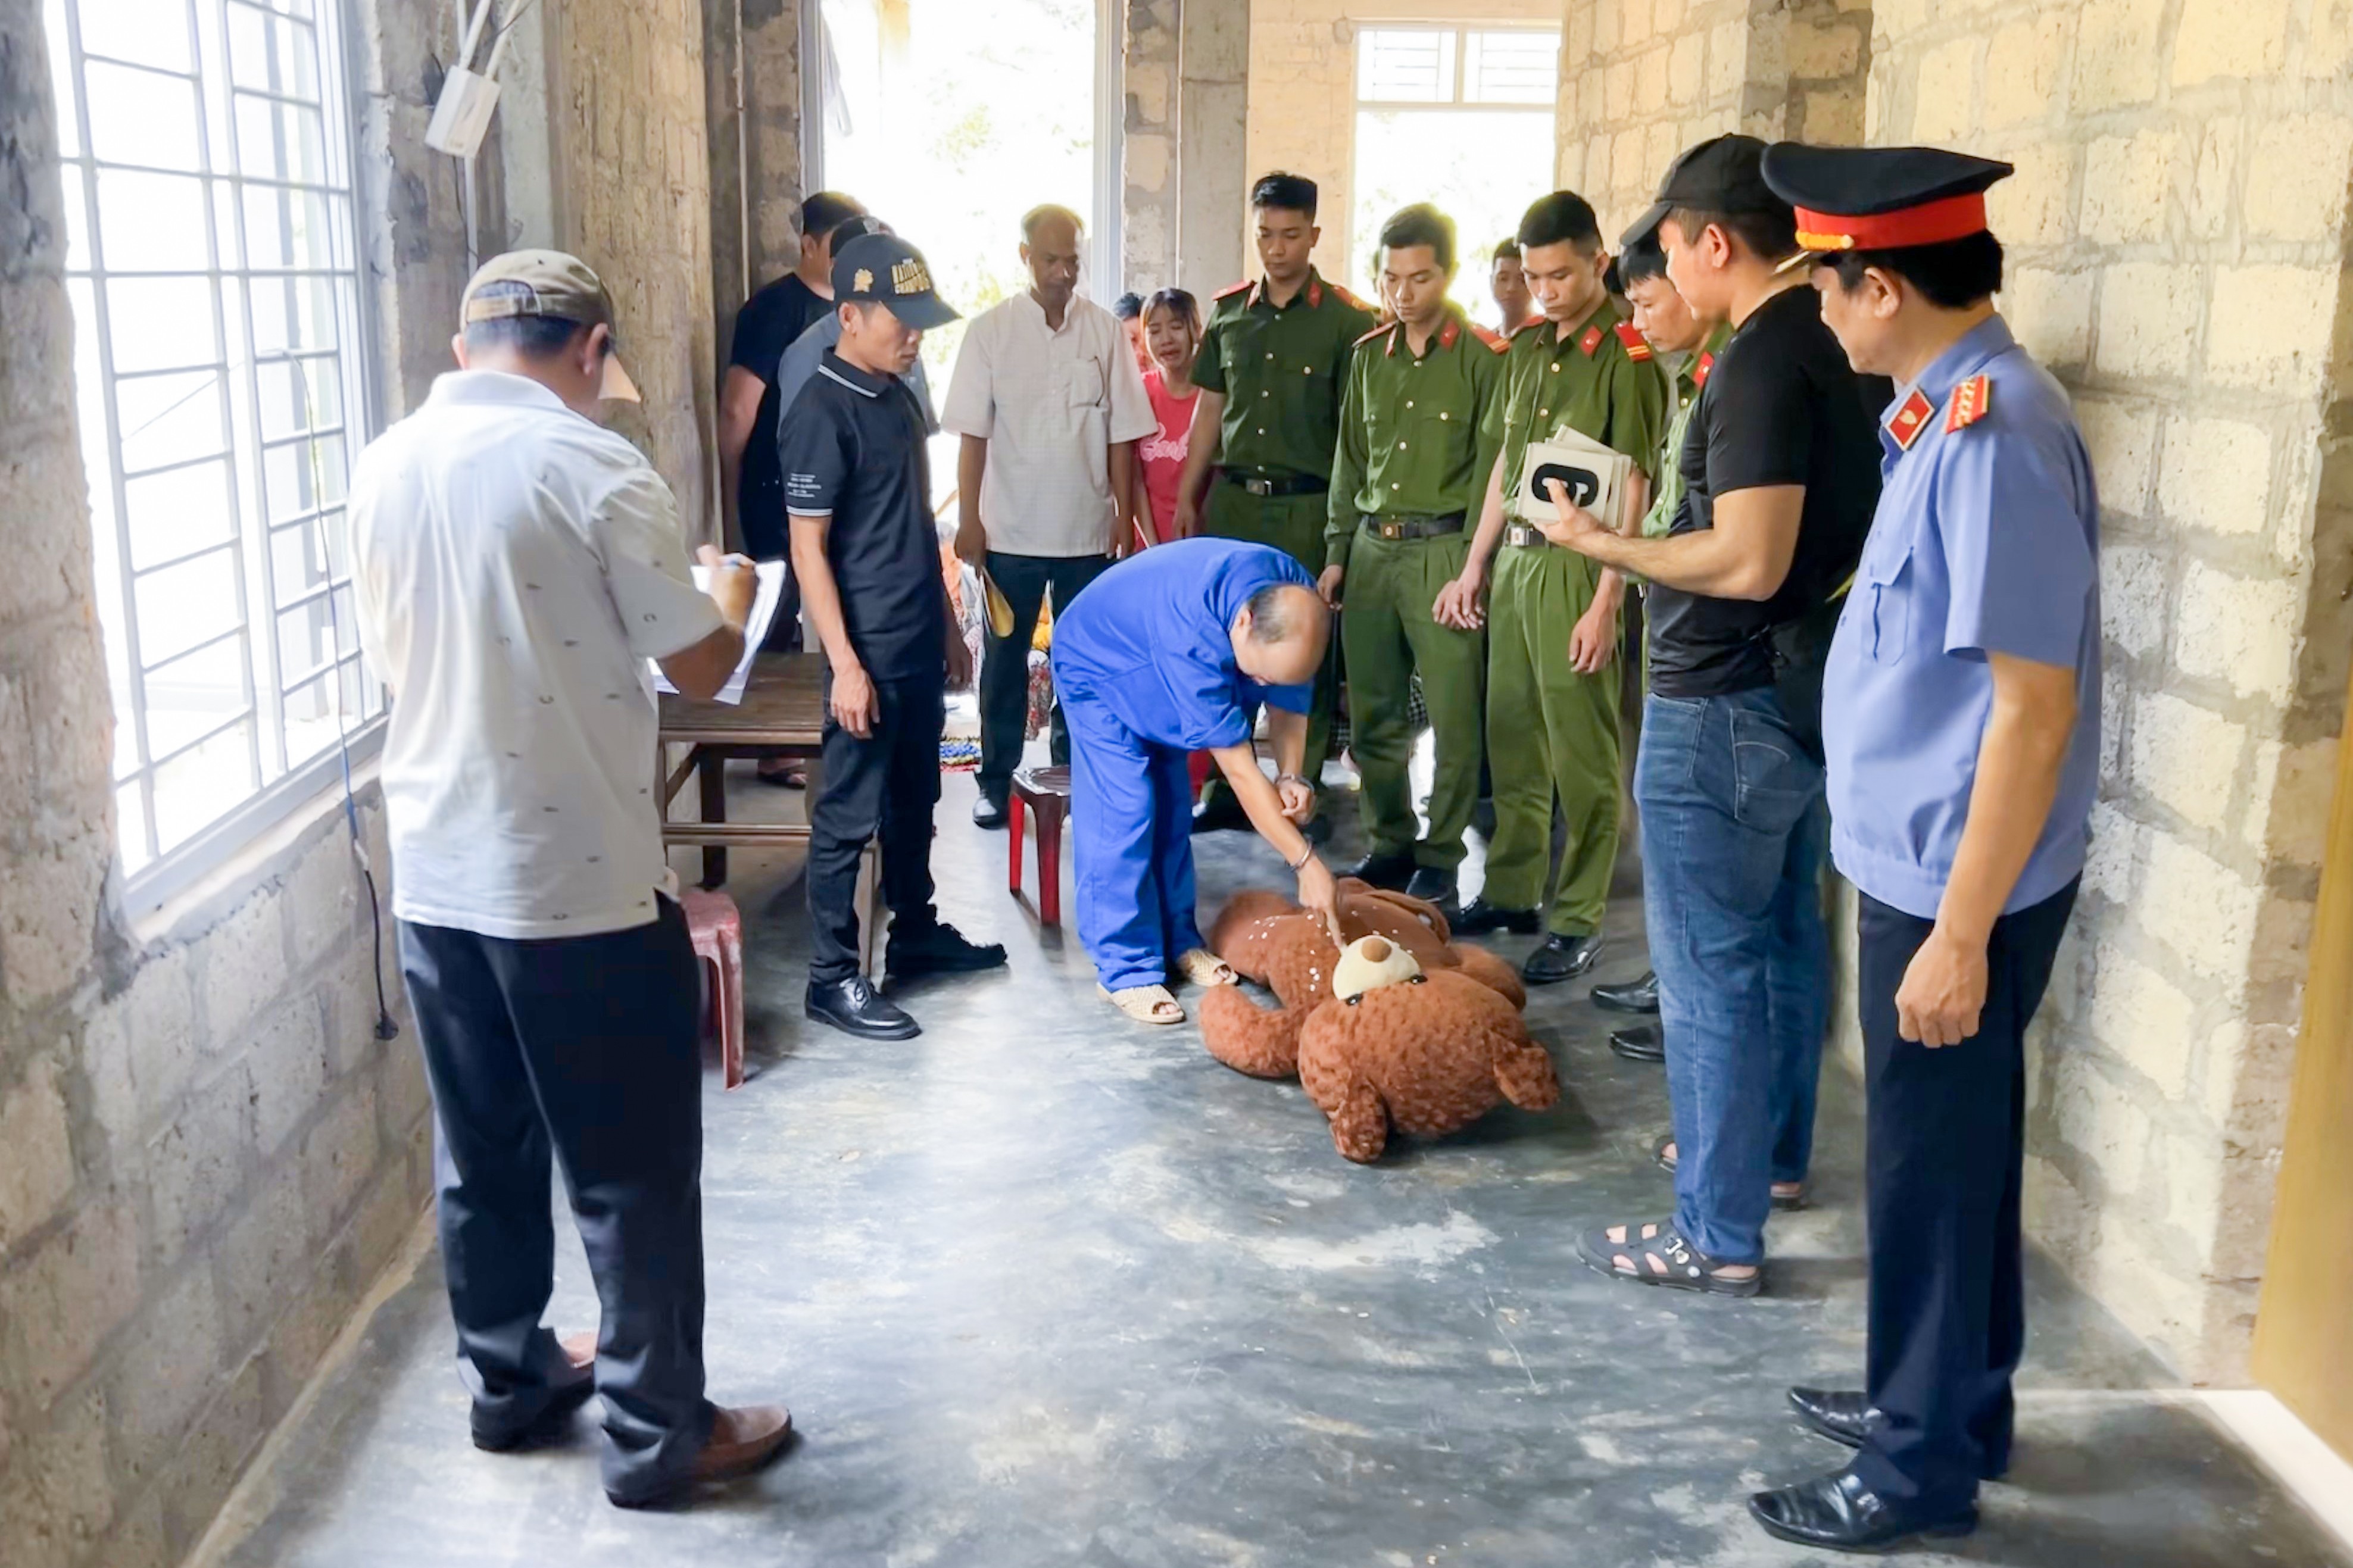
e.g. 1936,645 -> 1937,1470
1199,879 -> 1525,1079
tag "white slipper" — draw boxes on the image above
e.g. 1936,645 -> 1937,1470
1173,948 -> 1237,988
1099,982 -> 1185,1025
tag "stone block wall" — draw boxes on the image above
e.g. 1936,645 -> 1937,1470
1126,0 -> 1185,294
0,4 -> 441,1564
1558,0 -> 1873,235
547,0 -> 722,544
1864,0 -> 2353,1384
1122,0 -> 1256,296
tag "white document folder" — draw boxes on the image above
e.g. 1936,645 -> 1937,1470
649,560 -> 785,705
1511,428 -> 1636,533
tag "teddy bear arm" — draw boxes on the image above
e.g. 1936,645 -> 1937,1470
1491,1036 -> 1562,1111
1451,944 -> 1528,1009
1325,1076 -> 1391,1163
1198,985 -> 1306,1079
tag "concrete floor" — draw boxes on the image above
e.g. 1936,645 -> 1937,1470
197,763 -> 2348,1568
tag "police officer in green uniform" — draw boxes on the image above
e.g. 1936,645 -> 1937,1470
1175,171 -> 1378,830
1434,191 -> 1669,985
1318,204 -> 1508,906
1590,217 -> 1734,1053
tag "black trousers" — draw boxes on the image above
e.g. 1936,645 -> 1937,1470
977,550 -> 1112,801
397,904 -> 715,1501
809,670 -> 944,984
1852,879 -> 2078,1510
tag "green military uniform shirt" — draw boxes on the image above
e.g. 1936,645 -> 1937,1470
1641,320 -> 1731,538
1483,295 -> 1673,507
1193,268 -> 1378,480
1325,305 -> 1511,571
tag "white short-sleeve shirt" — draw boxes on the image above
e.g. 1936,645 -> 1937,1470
940,291 -> 1159,557
351,370 -> 722,939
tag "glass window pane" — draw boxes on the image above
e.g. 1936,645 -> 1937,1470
255,354 -> 341,441
124,455 -> 235,570
45,0 -> 81,158
133,545 -> 242,664
116,368 -> 227,476
248,273 -> 337,354
1358,28 -> 1456,104
280,658 -> 361,766
143,634 -> 249,760
268,513 -> 342,603
234,93 -> 327,185
241,183 -> 336,271
93,168 -> 210,272
1464,30 -> 1560,106
152,719 -> 257,852
83,62 -> 204,172
261,432 -> 345,526
227,4 -> 320,101
117,782 -> 152,872
105,276 -> 217,373
1352,107 -> 1557,318
61,166 -> 91,271
274,592 -> 339,684
78,0 -> 195,74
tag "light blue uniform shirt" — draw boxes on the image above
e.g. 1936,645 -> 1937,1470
776,314 -> 939,433
1051,538 -> 1315,751
1822,314 -> 2101,921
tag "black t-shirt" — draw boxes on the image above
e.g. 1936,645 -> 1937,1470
729,273 -> 832,557
1647,286 -> 1881,698
777,351 -> 946,682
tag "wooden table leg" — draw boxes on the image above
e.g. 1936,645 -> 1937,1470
699,746 -> 728,888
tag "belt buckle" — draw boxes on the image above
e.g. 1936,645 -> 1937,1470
1377,519 -> 1406,541
1506,521 -> 1540,547
1241,475 -> 1273,497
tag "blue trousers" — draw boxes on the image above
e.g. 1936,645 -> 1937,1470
1062,685 -> 1203,992
1636,687 -> 1830,1266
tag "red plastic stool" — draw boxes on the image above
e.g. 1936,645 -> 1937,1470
1007,764 -> 1072,926
681,888 -> 745,1089
1187,749 -> 1213,797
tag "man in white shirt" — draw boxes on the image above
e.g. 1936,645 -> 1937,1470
943,204 -> 1157,828
350,250 -> 789,1509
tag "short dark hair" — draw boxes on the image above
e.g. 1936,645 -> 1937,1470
1619,235 -> 1668,286
460,281 -> 594,358
1113,292 -> 1144,320
1492,239 -> 1522,266
1143,286 -> 1200,335
1665,205 -> 1799,264
1250,171 -> 1318,219
1022,203 -> 1085,243
1378,203 -> 1456,273
800,191 -> 864,243
1824,232 -> 2005,310
1243,581 -> 1316,642
1516,192 -> 1602,252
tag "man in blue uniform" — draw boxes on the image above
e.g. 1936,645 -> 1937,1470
1742,146 -> 2101,1552
1051,539 -> 1340,1024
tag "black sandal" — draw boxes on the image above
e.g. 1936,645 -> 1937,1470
1578,1216 -> 1764,1297
1651,1135 -> 1809,1211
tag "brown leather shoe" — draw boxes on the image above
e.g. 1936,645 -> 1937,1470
607,1404 -> 793,1507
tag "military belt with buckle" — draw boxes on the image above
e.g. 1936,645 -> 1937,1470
1503,521 -> 1550,548
1360,511 -> 1467,541
1222,468 -> 1328,498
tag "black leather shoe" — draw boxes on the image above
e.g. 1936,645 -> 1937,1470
1190,792 -> 1250,833
1590,970 -> 1659,1014
1450,898 -> 1540,935
1522,932 -> 1603,985
806,977 -> 920,1039
972,793 -> 1007,830
1403,866 -> 1456,905
1608,1024 -> 1665,1063
1789,1387 -> 1877,1450
1340,849 -> 1416,888
885,922 -> 1007,980
1747,1467 -> 1976,1553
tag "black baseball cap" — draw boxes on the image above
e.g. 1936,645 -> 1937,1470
831,233 -> 959,330
825,213 -> 890,249
1623,134 -> 1789,251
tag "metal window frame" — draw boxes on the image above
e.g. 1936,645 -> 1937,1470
55,0 -> 384,919
1351,22 -> 1562,111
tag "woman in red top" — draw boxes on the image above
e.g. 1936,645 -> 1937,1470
1128,288 -> 1201,549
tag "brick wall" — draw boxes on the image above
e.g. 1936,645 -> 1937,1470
0,4 -> 444,1564
1861,0 -> 2353,1384
547,0 -> 722,544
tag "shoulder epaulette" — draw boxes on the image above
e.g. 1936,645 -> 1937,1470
1213,279 -> 1253,302
1510,317 -> 1549,340
1613,321 -> 1654,362
1352,321 -> 1392,349
1327,282 -> 1371,313
1469,323 -> 1510,354
1944,374 -> 1991,433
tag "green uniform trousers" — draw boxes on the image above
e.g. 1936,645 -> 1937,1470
1202,478 -> 1337,795
1484,540 -> 1622,936
1342,529 -> 1484,869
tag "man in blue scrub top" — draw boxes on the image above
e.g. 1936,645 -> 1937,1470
1740,146 -> 2101,1553
1052,539 -> 1341,1024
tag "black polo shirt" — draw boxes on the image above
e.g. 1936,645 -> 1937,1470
779,351 -> 946,682
1647,285 -> 1880,698
728,274 -> 832,558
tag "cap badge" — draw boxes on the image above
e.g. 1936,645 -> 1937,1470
1890,388 -> 1934,451
890,257 -> 932,295
853,268 -> 873,293
1944,374 -> 1991,433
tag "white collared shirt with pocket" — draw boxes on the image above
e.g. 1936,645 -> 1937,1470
940,291 -> 1157,557
351,370 -> 723,940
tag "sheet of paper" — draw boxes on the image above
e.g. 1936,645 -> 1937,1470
650,559 -> 784,705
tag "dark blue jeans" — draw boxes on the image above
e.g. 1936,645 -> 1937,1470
1636,687 -> 1831,1266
